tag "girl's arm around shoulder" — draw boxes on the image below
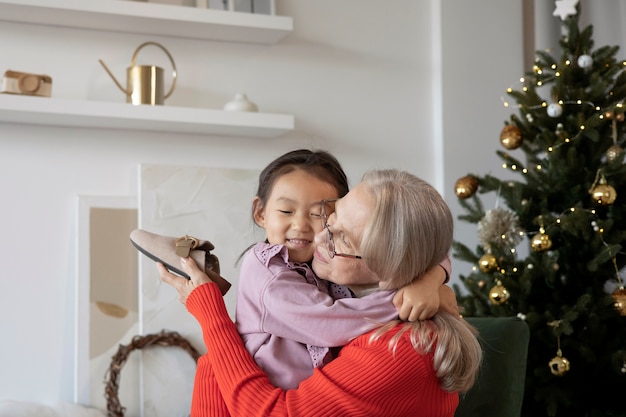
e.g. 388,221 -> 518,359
238,241 -> 395,348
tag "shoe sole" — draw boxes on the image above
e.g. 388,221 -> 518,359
130,238 -> 191,279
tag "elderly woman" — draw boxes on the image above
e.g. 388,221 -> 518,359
161,169 -> 482,417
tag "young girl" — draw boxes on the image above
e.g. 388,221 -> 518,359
196,149 -> 452,415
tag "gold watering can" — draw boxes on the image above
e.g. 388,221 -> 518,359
99,41 -> 177,105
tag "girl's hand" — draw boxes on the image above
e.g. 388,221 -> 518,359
393,280 -> 440,321
438,285 -> 460,316
392,265 -> 448,321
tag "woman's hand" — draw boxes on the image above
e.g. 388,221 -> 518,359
158,257 -> 215,305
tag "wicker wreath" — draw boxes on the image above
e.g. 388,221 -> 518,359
104,330 -> 201,417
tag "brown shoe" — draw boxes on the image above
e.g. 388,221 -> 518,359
130,229 -> 231,295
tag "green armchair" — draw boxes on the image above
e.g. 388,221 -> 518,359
455,317 -> 530,417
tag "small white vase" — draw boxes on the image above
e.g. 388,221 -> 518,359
223,93 -> 259,112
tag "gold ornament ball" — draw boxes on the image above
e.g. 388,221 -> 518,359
478,253 -> 498,273
606,144 -> 624,163
531,232 -> 553,252
590,183 -> 617,205
488,283 -> 510,305
549,355 -> 571,376
500,125 -> 523,150
612,287 -> 626,316
454,176 -> 479,199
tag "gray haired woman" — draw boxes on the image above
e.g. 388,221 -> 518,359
161,169 -> 482,417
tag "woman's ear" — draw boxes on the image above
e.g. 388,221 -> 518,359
252,196 -> 265,227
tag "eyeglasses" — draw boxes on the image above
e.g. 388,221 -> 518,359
320,199 -> 362,260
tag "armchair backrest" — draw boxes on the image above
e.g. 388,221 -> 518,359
455,317 -> 530,417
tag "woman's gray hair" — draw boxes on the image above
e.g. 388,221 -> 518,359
361,169 -> 481,393
370,312 -> 482,393
359,169 -> 454,290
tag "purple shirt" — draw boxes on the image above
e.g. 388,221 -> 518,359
235,242 -> 399,389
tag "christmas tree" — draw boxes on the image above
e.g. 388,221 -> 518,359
452,1 -> 626,416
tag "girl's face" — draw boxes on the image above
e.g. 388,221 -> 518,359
312,182 -> 379,289
253,169 -> 339,263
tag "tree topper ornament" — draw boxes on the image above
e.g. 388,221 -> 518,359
553,0 -> 579,21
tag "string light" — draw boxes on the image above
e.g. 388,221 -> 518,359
479,205 -> 621,260
613,258 -> 624,286
509,207 -> 626,260
499,54 -> 614,157
491,49 -> 626,275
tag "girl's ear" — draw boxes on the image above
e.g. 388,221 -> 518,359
252,196 -> 265,227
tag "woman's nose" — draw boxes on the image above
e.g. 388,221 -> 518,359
314,227 -> 326,246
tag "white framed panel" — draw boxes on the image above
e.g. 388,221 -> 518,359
75,195 -> 138,412
138,163 -> 263,416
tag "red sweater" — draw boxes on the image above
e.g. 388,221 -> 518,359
187,283 -> 458,417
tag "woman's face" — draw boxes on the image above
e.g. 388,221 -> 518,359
312,182 -> 379,288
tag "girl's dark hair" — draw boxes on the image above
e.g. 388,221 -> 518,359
236,149 -> 349,264
254,149 -> 349,215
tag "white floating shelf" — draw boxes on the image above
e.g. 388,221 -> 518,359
0,0 -> 293,44
0,95 -> 294,137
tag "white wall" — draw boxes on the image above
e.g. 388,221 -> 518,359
0,0 -> 523,407
441,0 -> 525,284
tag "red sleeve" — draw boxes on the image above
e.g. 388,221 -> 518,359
187,283 -> 458,417
191,355 -> 229,417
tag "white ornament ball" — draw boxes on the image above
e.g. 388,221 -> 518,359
556,123 -> 564,134
577,54 -> 593,69
547,103 -> 563,118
